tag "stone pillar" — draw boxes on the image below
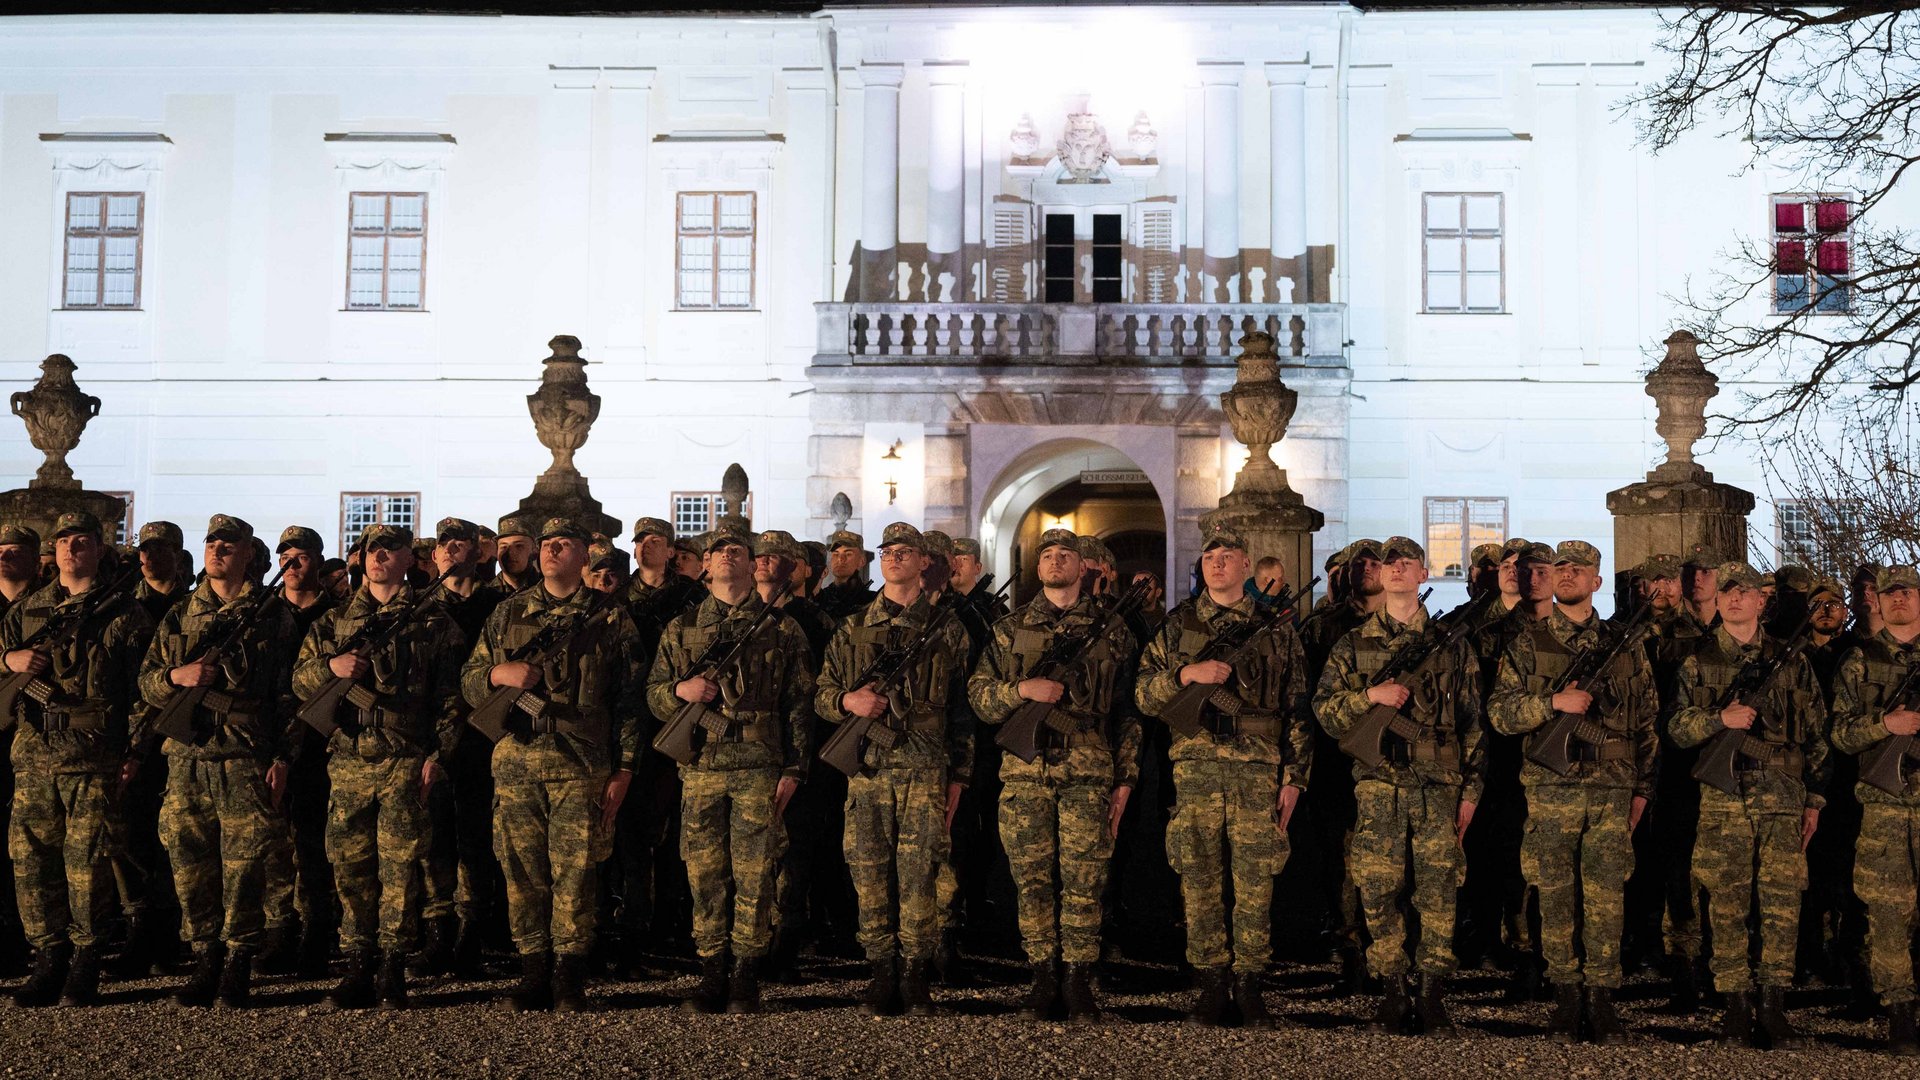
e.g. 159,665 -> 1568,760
925,63 -> 966,304
514,335 -> 620,537
1267,61 -> 1309,304
0,354 -> 126,540
1198,62 -> 1242,302
1200,331 -> 1325,586
1606,330 -> 1754,573
859,64 -> 904,301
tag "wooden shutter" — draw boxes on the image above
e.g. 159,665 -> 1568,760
986,201 -> 1034,302
1132,202 -> 1178,303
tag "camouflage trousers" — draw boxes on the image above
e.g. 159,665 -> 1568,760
9,771 -> 117,950
326,756 -> 429,953
1520,784 -> 1633,988
263,749 -> 334,934
1854,800 -> 1920,1005
1350,779 -> 1461,980
1692,786 -> 1806,994
844,767 -> 948,962
160,758 -> 279,949
681,766 -> 780,960
1166,761 -> 1289,974
493,775 -> 612,958
998,777 -> 1113,966
423,735 -> 500,926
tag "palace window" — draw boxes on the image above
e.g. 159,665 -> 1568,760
676,192 -> 756,309
1422,193 -> 1504,314
1773,195 -> 1851,314
340,492 -> 419,551
102,492 -> 135,545
346,193 -> 427,310
1423,496 -> 1509,579
671,491 -> 754,536
1775,498 -> 1860,565
63,193 -> 144,309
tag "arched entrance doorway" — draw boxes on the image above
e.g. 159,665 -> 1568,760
976,438 -> 1169,606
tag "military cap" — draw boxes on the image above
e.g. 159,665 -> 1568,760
631,516 -> 674,544
1381,536 -> 1426,563
1683,544 -> 1724,568
1809,575 -> 1847,601
136,520 -> 183,549
435,516 -> 480,543
707,524 -> 754,554
828,530 -> 864,552
755,529 -> 804,561
1500,537 -> 1534,559
675,535 -> 704,558
1202,523 -> 1248,552
951,537 -> 982,559
0,522 -> 40,549
52,511 -> 102,540
801,539 -> 828,561
1514,541 -> 1555,564
1469,542 -> 1503,568
1036,527 -> 1078,555
1342,538 -> 1383,564
537,517 -> 592,543
276,525 -> 324,555
1076,535 -> 1115,565
360,523 -> 414,550
588,538 -> 629,572
476,524 -> 498,542
1553,540 -> 1601,568
205,514 -> 254,544
878,522 -> 927,553
1757,571 -> 1776,591
1632,554 -> 1682,581
1773,565 -> 1815,594
1716,560 -> 1764,591
922,530 -> 955,559
1877,565 -> 1920,592
496,515 -> 534,540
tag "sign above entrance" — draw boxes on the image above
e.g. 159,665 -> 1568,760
1081,469 -> 1149,486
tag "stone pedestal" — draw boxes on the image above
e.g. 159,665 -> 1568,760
1606,330 -> 1753,571
1,354 -> 125,542
1200,330 -> 1324,589
514,335 -> 620,538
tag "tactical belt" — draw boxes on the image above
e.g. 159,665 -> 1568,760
30,708 -> 106,733
1387,736 -> 1461,771
1568,737 -> 1635,763
1734,736 -> 1806,776
1200,710 -> 1281,741
199,691 -> 262,726
509,700 -> 609,742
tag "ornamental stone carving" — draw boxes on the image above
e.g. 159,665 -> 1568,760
1055,97 -> 1111,183
830,490 -> 853,532
10,354 -> 99,490
514,334 -> 619,537
1645,329 -> 1717,482
1126,111 -> 1158,159
1218,331 -> 1298,498
1008,114 -> 1041,160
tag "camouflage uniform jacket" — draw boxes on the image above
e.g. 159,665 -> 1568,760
1470,600 -> 1536,701
1668,625 -> 1831,811
292,584 -> 467,764
134,577 -> 189,625
966,592 -> 1142,788
0,579 -> 154,773
624,573 -> 706,651
136,579 -> 300,765
424,577 -> 503,649
1300,599 -> 1370,686
814,591 -> 973,782
781,595 -> 839,666
1487,606 -> 1658,797
1134,591 -> 1312,787
460,584 -> 649,782
1312,605 -> 1486,802
284,590 -> 337,640
815,579 -> 876,622
479,569 -> 535,603
644,591 -> 815,780
1828,628 -> 1920,808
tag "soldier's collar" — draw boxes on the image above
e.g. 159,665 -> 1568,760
190,578 -> 256,612
1201,590 -> 1255,620
1367,604 -> 1426,637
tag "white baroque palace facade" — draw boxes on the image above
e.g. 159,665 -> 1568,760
0,6 -> 1894,606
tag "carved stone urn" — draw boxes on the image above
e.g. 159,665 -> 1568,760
1008,114 -> 1042,160
1056,96 -> 1111,183
1644,329 -> 1718,482
10,354 -> 99,490
1126,111 -> 1158,159
1218,331 -> 1299,500
717,464 -> 752,532
830,490 -> 853,533
513,334 -> 619,537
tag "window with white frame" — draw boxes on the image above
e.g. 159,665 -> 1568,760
676,193 -> 756,309
340,492 -> 419,551
670,491 -> 754,537
63,193 -> 143,309
102,492 -> 135,545
1773,194 -> 1851,314
1423,496 -> 1509,580
1422,193 -> 1504,314
1776,498 -> 1860,565
346,192 -> 427,310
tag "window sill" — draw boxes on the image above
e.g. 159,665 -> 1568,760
57,307 -> 144,313
339,309 -> 431,314
672,308 -> 762,314
1417,310 -> 1511,317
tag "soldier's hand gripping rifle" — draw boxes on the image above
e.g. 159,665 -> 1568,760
1336,587 -> 1481,768
0,563 -> 142,730
293,568 -> 452,739
1857,657 -> 1920,795
1158,577 -> 1320,739
467,588 -> 624,746
1691,608 -> 1817,796
994,577 -> 1154,764
149,565 -> 291,745
652,583 -> 794,765
1525,598 -> 1656,776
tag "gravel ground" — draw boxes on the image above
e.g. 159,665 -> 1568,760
0,956 -> 1911,1079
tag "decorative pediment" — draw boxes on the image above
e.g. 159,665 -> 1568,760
324,132 -> 456,190
40,133 -> 172,175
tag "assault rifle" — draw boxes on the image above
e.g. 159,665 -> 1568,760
149,566 -> 291,745
1158,577 -> 1320,739
1336,587 -> 1481,768
467,588 -> 624,745
293,569 -> 452,739
994,577 -> 1154,764
1857,657 -> 1920,796
1691,609 -> 1816,796
1525,598 -> 1655,776
652,583 -> 794,764
0,563 -> 142,729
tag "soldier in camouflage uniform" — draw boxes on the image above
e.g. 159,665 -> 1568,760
646,524 -> 814,1015
1828,564 -> 1920,1056
1799,574 -> 1872,1002
1313,536 -> 1484,1037
461,517 -> 646,1013
0,512 -> 153,1005
815,530 -> 875,621
1488,540 -> 1658,1044
967,528 -> 1140,1025
935,534 -> 1002,985
481,516 -> 538,600
293,524 -> 466,1010
1135,524 -> 1310,1029
0,522 -> 42,975
1668,560 -> 1830,1050
136,514 -> 300,1009
815,522 -> 971,1016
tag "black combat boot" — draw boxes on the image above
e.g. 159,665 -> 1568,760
1586,986 -> 1627,1046
1756,985 -> 1808,1050
551,953 -> 591,1013
1062,963 -> 1102,1026
1719,989 -> 1755,1047
1183,967 -> 1230,1028
934,927 -> 968,988
328,948 -> 379,1010
1415,973 -> 1455,1036
1665,960 -> 1700,1015
1364,976 -> 1412,1035
681,953 -> 728,1015
1234,972 -> 1281,1030
858,955 -> 899,1017
174,943 -> 225,1007
900,959 -> 934,1017
1506,955 -> 1544,1003
215,947 -> 255,1009
414,915 -> 456,977
725,956 -> 763,1015
1545,983 -> 1582,1044
112,915 -> 159,979
452,918 -> 486,978
297,921 -> 334,979
1888,1000 -> 1919,1057
763,928 -> 803,985
14,943 -> 72,1008
57,946 -> 102,1007
376,950 -> 410,1011
1337,946 -> 1368,997
500,951 -> 552,1013
1022,959 -> 1059,1021
255,924 -> 297,976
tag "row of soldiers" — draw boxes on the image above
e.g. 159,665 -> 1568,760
0,507 -> 1915,1058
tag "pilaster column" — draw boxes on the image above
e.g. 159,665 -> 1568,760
926,62 -> 967,303
1199,62 -> 1242,302
859,63 -> 905,301
1266,61 -> 1309,304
